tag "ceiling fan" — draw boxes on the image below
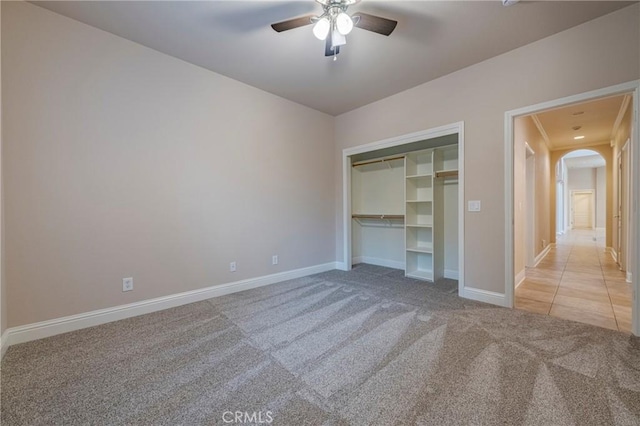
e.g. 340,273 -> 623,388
271,0 -> 397,59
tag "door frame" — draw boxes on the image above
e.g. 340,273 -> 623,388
622,139 -> 640,280
569,189 -> 595,230
341,121 -> 465,297
621,139 -> 632,280
525,143 -> 536,267
616,145 -> 624,267
504,80 -> 640,336
555,159 -> 566,236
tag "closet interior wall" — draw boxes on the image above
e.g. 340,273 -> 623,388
351,158 -> 405,269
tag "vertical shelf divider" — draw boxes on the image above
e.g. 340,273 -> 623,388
405,149 -> 435,280
405,144 -> 458,282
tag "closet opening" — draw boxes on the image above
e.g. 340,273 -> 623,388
342,122 -> 465,296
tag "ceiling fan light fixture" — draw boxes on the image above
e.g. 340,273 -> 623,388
313,17 -> 331,40
336,12 -> 354,35
271,0 -> 398,59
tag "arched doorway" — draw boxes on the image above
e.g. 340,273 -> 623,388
555,149 -> 606,236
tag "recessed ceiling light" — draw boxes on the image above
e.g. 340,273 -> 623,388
574,136 -> 585,140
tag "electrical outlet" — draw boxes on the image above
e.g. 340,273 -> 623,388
272,255 -> 278,265
122,277 -> 133,292
230,261 -> 237,272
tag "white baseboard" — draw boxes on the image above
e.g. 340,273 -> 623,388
335,261 -> 349,271
352,256 -> 404,270
460,286 -> 506,307
515,269 -> 526,288
627,272 -> 632,283
534,244 -> 552,267
444,269 -> 459,280
0,330 -> 8,360
5,262 -> 337,347
607,247 -> 618,262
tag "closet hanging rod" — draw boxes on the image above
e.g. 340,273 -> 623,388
351,155 -> 405,167
351,214 -> 405,220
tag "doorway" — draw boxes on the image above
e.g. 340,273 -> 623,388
570,190 -> 594,229
505,81 -> 639,335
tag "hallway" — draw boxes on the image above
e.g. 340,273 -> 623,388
515,229 -> 632,332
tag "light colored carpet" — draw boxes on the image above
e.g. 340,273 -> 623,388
2,264 -> 639,425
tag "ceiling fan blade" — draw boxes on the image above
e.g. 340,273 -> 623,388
271,14 -> 315,32
353,12 -> 397,36
325,38 -> 340,57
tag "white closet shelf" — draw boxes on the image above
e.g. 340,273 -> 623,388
406,247 -> 433,254
406,173 -> 432,179
406,224 -> 433,228
406,199 -> 432,203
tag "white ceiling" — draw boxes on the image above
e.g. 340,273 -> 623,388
32,1 -> 634,116
533,94 -> 628,151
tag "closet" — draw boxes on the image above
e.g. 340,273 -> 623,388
351,142 -> 459,282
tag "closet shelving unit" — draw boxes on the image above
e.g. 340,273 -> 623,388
405,149 -> 435,280
405,145 -> 458,281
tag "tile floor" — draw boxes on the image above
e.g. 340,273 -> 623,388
515,229 -> 633,332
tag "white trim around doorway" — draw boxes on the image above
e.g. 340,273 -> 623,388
569,189 -> 596,230
504,80 -> 640,336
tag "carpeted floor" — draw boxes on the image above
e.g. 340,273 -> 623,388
1,264 -> 639,425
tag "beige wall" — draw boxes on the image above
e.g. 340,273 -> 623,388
514,120 -> 526,275
596,167 -> 606,229
3,2 -> 335,327
514,116 -> 550,276
335,4 -> 639,294
568,168 -> 596,190
611,103 -> 633,270
536,139 -> 551,258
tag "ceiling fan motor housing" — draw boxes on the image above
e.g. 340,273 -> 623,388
271,0 -> 397,58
